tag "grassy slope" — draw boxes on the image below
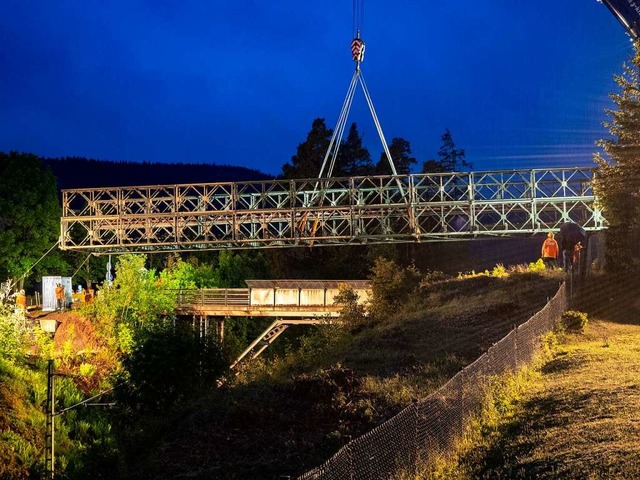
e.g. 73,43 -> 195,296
454,275 -> 640,479
0,359 -> 46,478
126,271 -> 563,480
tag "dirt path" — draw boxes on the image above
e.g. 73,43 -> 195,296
462,314 -> 640,479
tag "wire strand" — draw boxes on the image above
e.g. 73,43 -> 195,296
71,253 -> 93,279
10,239 -> 60,290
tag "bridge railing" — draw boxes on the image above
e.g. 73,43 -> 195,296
175,289 -> 250,307
59,167 -> 603,252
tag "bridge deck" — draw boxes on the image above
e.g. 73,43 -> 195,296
175,281 -> 369,318
60,168 -> 604,253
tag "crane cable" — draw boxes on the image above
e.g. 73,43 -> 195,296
9,239 -> 60,291
316,0 -> 399,182
353,0 -> 364,39
309,0 -> 417,238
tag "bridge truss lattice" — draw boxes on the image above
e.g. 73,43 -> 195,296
60,167 -> 604,254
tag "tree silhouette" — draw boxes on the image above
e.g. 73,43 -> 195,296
435,128 -> 472,172
594,44 -> 640,271
336,123 -> 373,177
282,118 -> 332,179
375,137 -> 416,175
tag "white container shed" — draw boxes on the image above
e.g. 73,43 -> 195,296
42,276 -> 73,311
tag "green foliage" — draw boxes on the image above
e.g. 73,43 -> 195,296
0,151 -> 64,282
222,316 -> 273,362
79,363 -> 97,377
0,310 -> 28,362
490,264 -> 508,278
528,258 -> 546,272
215,250 -> 270,288
540,331 -> 559,357
594,42 -> 640,271
0,357 -> 48,479
88,253 -> 178,351
561,310 -> 589,333
160,254 -> 198,289
333,284 -> 369,331
116,323 -> 227,414
369,257 -> 422,320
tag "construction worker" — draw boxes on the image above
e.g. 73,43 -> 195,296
573,241 -> 583,275
55,283 -> 65,311
541,232 -> 559,269
15,289 -> 27,313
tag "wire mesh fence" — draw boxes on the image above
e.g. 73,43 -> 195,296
298,283 -> 567,480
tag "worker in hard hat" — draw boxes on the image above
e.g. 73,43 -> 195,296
573,241 -> 583,275
55,283 -> 65,311
541,232 -> 559,269
15,289 -> 27,313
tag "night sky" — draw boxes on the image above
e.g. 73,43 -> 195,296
0,1 -> 633,177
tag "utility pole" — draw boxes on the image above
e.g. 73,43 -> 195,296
43,359 -> 115,479
45,359 -> 55,479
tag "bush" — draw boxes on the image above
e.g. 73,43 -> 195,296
528,258 -> 547,272
116,323 -> 227,414
334,284 -> 369,331
368,258 -> 422,321
561,310 -> 588,333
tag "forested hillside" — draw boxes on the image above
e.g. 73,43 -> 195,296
44,156 -> 271,190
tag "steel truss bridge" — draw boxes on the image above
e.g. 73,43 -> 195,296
59,167 -> 604,253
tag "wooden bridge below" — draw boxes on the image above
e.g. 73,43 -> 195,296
176,280 -> 371,369
175,280 -> 370,319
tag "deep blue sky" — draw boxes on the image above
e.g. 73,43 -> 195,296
0,1 -> 633,176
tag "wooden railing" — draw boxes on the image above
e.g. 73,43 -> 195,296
176,289 -> 250,307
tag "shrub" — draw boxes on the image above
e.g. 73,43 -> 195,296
333,284 -> 369,331
490,264 -> 509,278
528,258 -> 547,272
116,323 -> 227,414
421,270 -> 448,286
368,258 -> 422,320
561,310 -> 588,333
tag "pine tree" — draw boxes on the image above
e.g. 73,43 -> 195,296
436,128 -> 472,172
336,123 -> 373,177
594,44 -> 640,271
375,137 -> 416,175
282,118 -> 332,179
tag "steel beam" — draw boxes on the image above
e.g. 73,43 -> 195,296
59,168 -> 604,253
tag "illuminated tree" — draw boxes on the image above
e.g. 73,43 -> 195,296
0,152 -> 62,284
594,44 -> 640,271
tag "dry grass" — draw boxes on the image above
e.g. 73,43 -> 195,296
126,271 -> 564,480
455,298 -> 640,478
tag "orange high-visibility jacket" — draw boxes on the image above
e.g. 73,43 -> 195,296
16,294 -> 27,309
541,238 -> 559,258
55,286 -> 65,300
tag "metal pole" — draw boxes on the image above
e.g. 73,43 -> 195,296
45,359 -> 56,479
51,366 -> 55,480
